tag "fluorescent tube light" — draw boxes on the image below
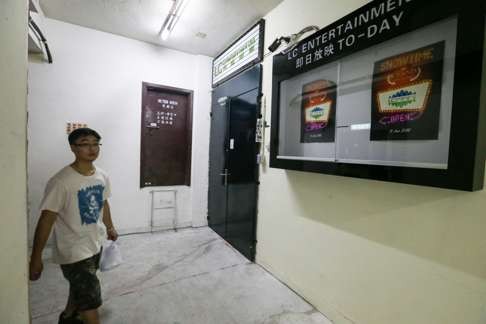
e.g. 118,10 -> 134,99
160,27 -> 171,41
159,0 -> 191,41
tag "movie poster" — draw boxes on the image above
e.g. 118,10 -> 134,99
370,41 -> 445,141
300,79 -> 337,143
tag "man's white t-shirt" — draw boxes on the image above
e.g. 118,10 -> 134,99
40,165 -> 111,265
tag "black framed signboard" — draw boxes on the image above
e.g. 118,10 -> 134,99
212,19 -> 265,88
270,0 -> 486,191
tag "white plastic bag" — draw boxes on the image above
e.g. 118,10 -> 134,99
100,241 -> 123,272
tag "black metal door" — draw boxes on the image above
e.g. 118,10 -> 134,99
208,65 -> 261,261
208,93 -> 228,239
226,91 -> 258,260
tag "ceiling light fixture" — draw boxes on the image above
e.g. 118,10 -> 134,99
159,0 -> 191,41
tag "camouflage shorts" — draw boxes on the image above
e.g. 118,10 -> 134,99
60,251 -> 102,311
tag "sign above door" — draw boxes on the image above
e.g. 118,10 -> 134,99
212,19 -> 265,88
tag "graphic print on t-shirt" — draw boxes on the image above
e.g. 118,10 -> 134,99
78,185 -> 104,225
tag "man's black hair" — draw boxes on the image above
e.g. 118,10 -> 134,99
68,128 -> 101,145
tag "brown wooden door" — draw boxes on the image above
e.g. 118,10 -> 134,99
140,83 -> 193,187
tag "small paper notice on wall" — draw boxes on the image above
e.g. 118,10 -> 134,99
66,122 -> 88,134
256,119 -> 263,143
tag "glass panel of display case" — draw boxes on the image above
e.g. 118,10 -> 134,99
276,16 -> 457,169
278,62 -> 338,161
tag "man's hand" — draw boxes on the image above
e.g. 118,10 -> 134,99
107,228 -> 118,241
29,210 -> 57,281
29,258 -> 43,281
102,201 -> 118,241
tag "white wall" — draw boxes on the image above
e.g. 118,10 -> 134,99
0,0 -> 30,323
258,1 -> 486,324
28,18 -> 212,243
191,55 -> 213,227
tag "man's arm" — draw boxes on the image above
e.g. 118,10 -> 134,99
29,210 -> 57,280
102,200 -> 118,241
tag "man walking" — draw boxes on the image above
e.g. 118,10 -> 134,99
29,128 -> 118,324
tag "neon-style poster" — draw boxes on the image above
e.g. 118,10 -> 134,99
370,41 -> 445,141
300,80 -> 337,143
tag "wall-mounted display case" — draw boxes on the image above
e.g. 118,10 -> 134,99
270,0 -> 486,191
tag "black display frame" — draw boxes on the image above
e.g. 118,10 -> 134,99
270,0 -> 486,191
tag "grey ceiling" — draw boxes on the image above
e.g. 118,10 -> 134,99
39,0 -> 283,57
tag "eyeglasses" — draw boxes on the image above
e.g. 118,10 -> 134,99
73,143 -> 102,149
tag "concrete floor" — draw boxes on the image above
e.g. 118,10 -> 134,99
30,227 -> 332,324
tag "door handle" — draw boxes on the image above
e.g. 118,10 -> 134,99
220,169 -> 231,186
